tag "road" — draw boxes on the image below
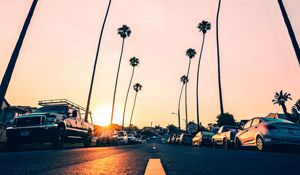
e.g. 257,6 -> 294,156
0,143 -> 300,175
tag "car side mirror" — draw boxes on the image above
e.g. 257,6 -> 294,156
72,111 -> 77,118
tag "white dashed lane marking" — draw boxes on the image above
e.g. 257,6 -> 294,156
144,158 -> 166,175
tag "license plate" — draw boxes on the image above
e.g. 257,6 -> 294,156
288,129 -> 295,135
20,131 -> 30,136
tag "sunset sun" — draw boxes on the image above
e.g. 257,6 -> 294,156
93,106 -> 123,126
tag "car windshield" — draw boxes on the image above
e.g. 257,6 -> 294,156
202,132 -> 214,136
117,132 -> 125,136
223,126 -> 238,132
262,118 -> 294,124
35,106 -> 67,114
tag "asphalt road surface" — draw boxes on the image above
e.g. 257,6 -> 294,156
0,142 -> 300,175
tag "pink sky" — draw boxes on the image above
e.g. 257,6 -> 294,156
0,0 -> 299,127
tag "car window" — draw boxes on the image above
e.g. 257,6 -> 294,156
251,119 -> 261,126
243,120 -> 252,129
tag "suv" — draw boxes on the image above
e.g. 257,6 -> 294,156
6,99 -> 94,149
112,131 -> 128,145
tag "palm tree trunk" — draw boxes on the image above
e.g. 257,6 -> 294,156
178,83 -> 184,131
196,34 -> 206,131
121,67 -> 135,130
278,0 -> 300,66
111,38 -> 125,125
85,0 -> 112,121
0,0 -> 38,108
184,59 -> 192,130
216,0 -> 224,115
129,91 -> 138,127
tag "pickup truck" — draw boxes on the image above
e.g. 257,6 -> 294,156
211,125 -> 239,149
6,99 -> 94,149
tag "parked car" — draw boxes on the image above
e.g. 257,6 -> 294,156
6,99 -> 94,149
192,131 -> 214,146
212,125 -> 239,149
169,134 -> 177,144
175,134 -> 181,144
178,133 -> 193,145
112,131 -> 128,145
127,134 -> 136,144
235,117 -> 300,151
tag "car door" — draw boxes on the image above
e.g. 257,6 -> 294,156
238,119 -> 253,145
248,118 -> 261,145
65,108 -> 80,137
214,126 -> 224,144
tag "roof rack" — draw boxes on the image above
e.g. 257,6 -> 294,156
38,99 -> 87,112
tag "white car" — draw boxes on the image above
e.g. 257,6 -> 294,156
113,131 -> 128,145
127,134 -> 136,144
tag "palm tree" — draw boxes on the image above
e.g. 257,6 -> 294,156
111,25 -> 131,125
216,0 -> 225,116
129,83 -> 142,127
0,0 -> 38,108
178,75 -> 188,131
184,48 -> 196,130
85,0 -> 112,121
272,90 -> 292,116
121,57 -> 139,130
196,20 -> 211,131
294,99 -> 300,111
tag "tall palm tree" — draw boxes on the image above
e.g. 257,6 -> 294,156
196,20 -> 211,131
111,25 -> 131,125
0,0 -> 38,108
85,0 -> 112,121
272,90 -> 292,116
121,57 -> 139,130
129,83 -> 142,127
184,48 -> 196,130
216,0 -> 225,116
178,75 -> 188,131
278,0 -> 300,65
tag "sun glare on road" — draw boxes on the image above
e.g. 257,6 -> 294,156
94,106 -> 122,126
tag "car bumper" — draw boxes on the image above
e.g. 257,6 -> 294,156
6,125 -> 58,143
263,135 -> 300,146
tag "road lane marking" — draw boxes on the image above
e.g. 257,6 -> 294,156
144,158 -> 166,175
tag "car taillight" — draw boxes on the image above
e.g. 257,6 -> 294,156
263,125 -> 279,132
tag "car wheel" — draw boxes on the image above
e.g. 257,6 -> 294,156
256,136 -> 264,151
52,127 -> 65,149
223,139 -> 228,150
6,137 -> 21,150
83,132 -> 93,148
235,138 -> 241,150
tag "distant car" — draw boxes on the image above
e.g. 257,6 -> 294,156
127,134 -> 136,144
178,133 -> 193,145
212,125 -> 239,149
175,134 -> 181,144
235,117 -> 300,151
113,131 -> 128,145
192,131 -> 214,146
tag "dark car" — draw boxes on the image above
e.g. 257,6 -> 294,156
178,133 -> 193,145
6,99 -> 94,149
192,131 -> 214,146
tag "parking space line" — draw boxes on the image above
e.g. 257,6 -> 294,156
144,158 -> 166,175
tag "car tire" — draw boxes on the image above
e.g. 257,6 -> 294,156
235,138 -> 241,150
256,136 -> 265,151
6,137 -> 21,151
223,138 -> 228,150
83,132 -> 93,148
52,127 -> 65,149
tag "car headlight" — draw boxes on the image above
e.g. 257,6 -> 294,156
45,117 -> 56,124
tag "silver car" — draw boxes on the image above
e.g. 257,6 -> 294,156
235,117 -> 300,151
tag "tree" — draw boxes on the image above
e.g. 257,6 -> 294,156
0,0 -> 38,109
111,25 -> 131,124
196,20 -> 211,131
121,57 -> 139,130
85,0 -> 112,121
167,124 -> 178,134
129,83 -> 142,127
216,113 -> 236,127
184,48 -> 196,131
272,90 -> 292,116
293,99 -> 300,111
216,0 -> 225,116
178,75 -> 188,131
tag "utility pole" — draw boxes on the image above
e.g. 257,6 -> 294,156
0,0 -> 38,108
278,0 -> 300,66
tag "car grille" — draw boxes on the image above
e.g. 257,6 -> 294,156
16,117 -> 45,127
